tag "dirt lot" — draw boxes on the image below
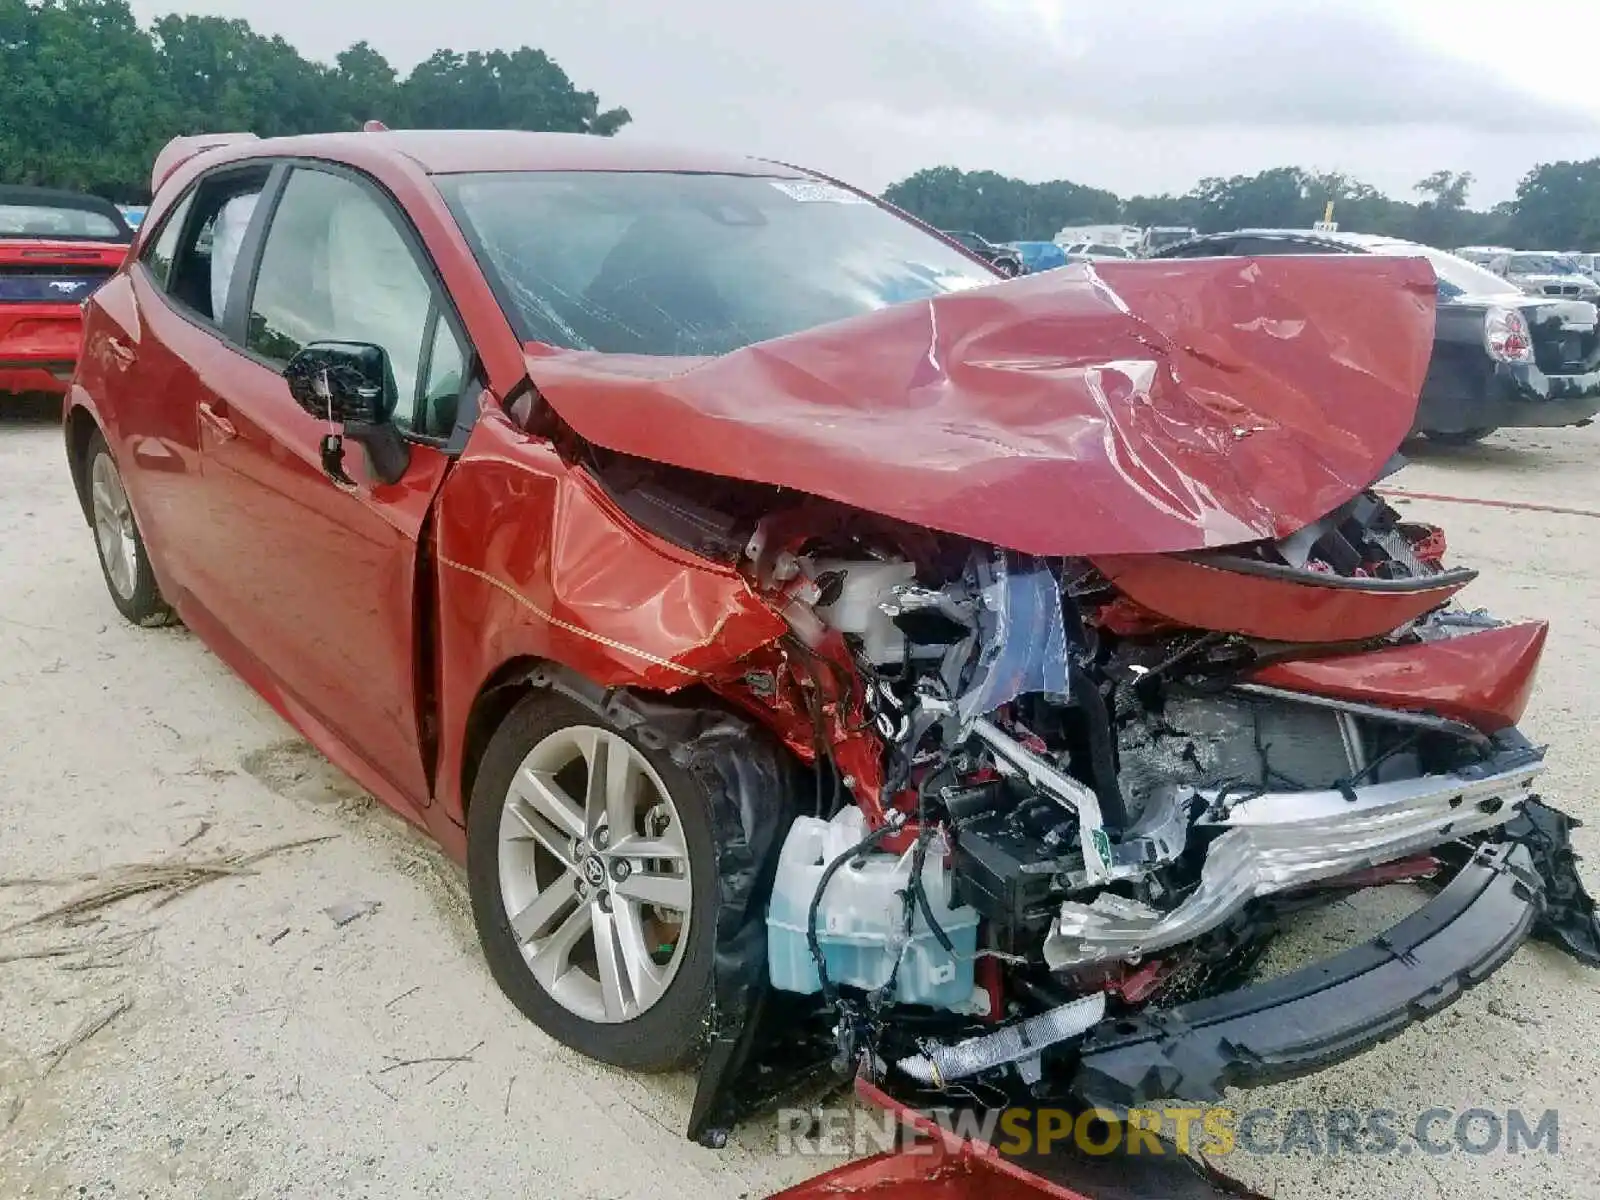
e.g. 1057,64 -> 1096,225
3,396 -> 1598,1199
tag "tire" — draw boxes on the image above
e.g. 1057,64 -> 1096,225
466,690 -> 717,1072
995,257 -> 1021,278
1424,427 -> 1497,446
84,430 -> 177,627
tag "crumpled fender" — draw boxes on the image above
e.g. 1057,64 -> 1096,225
1250,621 -> 1549,731
519,256 -> 1437,557
431,403 -> 787,820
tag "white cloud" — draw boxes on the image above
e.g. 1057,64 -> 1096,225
128,0 -> 1600,204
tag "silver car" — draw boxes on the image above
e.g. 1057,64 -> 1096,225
1489,251 -> 1600,300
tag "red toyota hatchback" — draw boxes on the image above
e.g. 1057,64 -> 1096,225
1,185 -> 132,398
65,128 -> 1590,1141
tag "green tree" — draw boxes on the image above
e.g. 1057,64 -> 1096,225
1411,170 -> 1474,247
882,167 -> 1119,241
0,0 -> 175,196
398,48 -> 630,136
0,2 -> 629,199
1189,167 -> 1320,232
1507,159 -> 1600,249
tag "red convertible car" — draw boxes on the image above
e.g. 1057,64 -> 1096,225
1,185 -> 133,398
63,130 -> 1598,1160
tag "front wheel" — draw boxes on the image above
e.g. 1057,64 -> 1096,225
85,430 -> 175,627
466,692 -> 716,1072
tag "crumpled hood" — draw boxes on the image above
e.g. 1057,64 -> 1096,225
519,256 -> 1436,557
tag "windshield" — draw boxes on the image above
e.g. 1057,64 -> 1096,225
439,171 -> 995,356
1508,253 -> 1580,276
0,202 -> 126,241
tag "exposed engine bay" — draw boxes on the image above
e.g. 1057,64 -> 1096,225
579,422 -> 1595,1140
614,471 -> 1562,1101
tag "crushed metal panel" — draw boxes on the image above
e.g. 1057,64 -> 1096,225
1249,621 -> 1549,731
518,256 -> 1437,557
430,405 -> 787,819
1089,553 -> 1472,642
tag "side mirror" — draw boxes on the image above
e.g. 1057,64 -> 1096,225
283,342 -> 409,486
284,341 -> 393,425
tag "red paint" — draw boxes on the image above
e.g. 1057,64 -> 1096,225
65,130 -> 1537,919
0,240 -> 127,396
431,404 -> 788,822
1251,622 -> 1549,732
1106,960 -> 1171,1006
520,254 -> 1437,557
1092,553 -> 1471,643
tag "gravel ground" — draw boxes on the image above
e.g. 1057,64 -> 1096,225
2,396 -> 1597,1199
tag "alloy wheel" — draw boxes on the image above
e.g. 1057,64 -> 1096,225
496,725 -> 693,1024
90,452 -> 138,602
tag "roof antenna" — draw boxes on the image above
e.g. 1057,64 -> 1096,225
362,119 -> 389,133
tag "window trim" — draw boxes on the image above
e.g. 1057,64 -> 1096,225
233,158 -> 479,446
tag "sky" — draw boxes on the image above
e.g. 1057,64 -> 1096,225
127,0 -> 1600,207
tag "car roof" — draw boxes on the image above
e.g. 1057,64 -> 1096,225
0,183 -> 125,213
1152,232 -> 1452,259
224,130 -> 810,179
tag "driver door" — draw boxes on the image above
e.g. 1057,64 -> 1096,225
190,164 -> 471,811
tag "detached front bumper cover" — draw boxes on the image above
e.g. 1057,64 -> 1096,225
1072,838 -> 1543,1110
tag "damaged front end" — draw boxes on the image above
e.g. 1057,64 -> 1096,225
709,486 -> 1588,1113
490,257 -> 1600,1160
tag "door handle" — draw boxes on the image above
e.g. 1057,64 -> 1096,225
198,400 -> 237,441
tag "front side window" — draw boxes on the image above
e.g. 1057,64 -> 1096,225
247,168 -> 439,430
438,171 -> 995,357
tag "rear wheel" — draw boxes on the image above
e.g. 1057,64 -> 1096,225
85,431 -> 175,627
1425,427 -> 1496,445
466,692 -> 716,1071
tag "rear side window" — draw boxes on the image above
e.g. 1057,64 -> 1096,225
139,192 -> 196,290
1224,238 -> 1334,256
246,167 -> 458,434
155,168 -> 271,326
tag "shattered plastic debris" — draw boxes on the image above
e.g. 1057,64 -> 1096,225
953,555 -> 1072,728
322,900 -> 382,927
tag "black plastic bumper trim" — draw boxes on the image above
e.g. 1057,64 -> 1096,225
1071,841 -> 1543,1110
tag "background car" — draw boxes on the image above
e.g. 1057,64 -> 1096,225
0,185 -> 132,398
937,228 -> 1023,276
1061,240 -> 1135,262
1561,251 -> 1599,282
1487,250 -> 1600,301
1152,228 -> 1600,443
1003,239 -> 1067,272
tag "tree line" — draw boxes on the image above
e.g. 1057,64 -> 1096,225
0,0 -> 630,200
885,161 -> 1600,251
